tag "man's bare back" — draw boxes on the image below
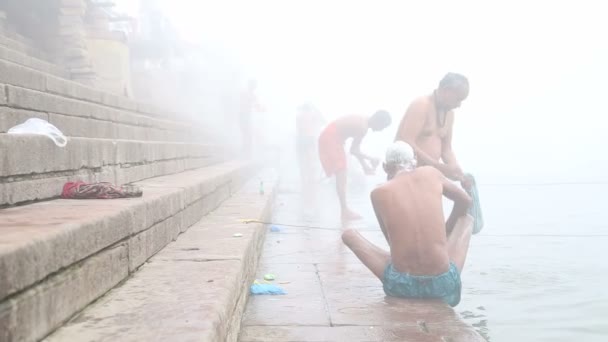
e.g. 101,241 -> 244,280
371,166 -> 450,275
332,115 -> 369,143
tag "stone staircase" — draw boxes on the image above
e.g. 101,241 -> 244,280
0,42 -> 271,342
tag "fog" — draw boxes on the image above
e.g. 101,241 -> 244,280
117,0 -> 608,184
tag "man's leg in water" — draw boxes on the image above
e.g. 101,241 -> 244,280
336,170 -> 361,220
447,214 -> 474,272
342,229 -> 390,280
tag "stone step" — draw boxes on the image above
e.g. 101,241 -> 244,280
0,160 -> 260,342
0,83 -> 201,142
0,134 -> 230,206
44,172 -> 275,342
0,42 -> 69,78
0,57 -> 185,122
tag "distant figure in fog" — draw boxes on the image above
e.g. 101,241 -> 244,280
239,79 -> 264,157
318,111 -> 391,221
342,141 -> 473,307
295,103 -> 325,197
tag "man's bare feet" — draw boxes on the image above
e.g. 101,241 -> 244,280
341,209 -> 362,221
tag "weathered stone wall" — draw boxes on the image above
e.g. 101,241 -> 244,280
0,55 -> 222,207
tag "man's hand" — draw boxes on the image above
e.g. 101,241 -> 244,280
460,174 -> 473,191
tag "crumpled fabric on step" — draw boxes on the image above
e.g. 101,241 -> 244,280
61,181 -> 143,199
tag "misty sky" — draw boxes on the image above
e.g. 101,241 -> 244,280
116,0 -> 608,184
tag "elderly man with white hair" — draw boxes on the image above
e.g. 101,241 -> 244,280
342,141 -> 474,307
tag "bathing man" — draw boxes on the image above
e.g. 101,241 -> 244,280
342,141 -> 473,306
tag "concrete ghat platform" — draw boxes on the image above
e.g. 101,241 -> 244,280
44,171 -> 276,342
239,184 -> 485,342
0,161 -> 257,342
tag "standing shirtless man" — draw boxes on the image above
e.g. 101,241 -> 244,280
342,141 -> 473,306
318,110 -> 391,220
395,73 -> 472,189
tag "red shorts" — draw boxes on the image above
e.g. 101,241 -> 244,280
318,122 -> 346,177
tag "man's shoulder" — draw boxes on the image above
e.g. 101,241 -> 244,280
414,166 -> 442,180
408,95 -> 432,108
403,95 -> 433,119
371,183 -> 390,201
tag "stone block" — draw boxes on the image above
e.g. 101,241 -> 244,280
0,135 -> 118,177
84,138 -> 117,168
0,199 -> 140,300
116,124 -> 145,140
2,175 -> 68,205
0,59 -> 46,91
113,165 -> 150,185
149,159 -> 182,178
48,113 -> 117,139
6,85 -> 88,118
138,187 -> 185,229
0,244 -> 129,342
60,0 -> 86,8
114,110 -> 139,125
116,96 -> 138,111
45,259 -> 243,342
101,92 -> 120,108
127,214 -> 182,271
47,113 -> 88,138
0,107 -> 47,133
59,6 -> 86,16
0,134 -> 83,176
46,75 -> 103,103
115,140 -> 144,164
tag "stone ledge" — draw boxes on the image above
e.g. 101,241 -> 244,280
1,85 -> 199,140
0,134 -> 223,178
0,157 -> 221,207
44,171 -> 276,342
0,58 -> 177,120
0,161 -> 259,342
0,44 -> 68,79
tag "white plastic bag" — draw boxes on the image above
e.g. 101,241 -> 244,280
7,118 -> 67,147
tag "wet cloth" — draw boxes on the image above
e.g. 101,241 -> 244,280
318,122 -> 346,176
383,262 -> 462,307
61,181 -> 142,199
465,173 -> 484,234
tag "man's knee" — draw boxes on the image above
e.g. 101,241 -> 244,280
341,228 -> 359,245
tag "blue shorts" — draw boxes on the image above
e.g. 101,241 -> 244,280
383,262 -> 462,307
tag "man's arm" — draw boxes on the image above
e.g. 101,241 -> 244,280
371,189 -> 389,243
440,113 -> 465,182
395,100 -> 440,167
350,134 -> 374,173
441,172 -> 472,235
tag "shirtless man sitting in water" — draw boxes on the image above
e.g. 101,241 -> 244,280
342,141 -> 473,306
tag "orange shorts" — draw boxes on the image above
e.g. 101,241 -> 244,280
318,122 -> 346,177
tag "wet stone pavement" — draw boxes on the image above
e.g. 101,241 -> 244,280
239,175 -> 485,342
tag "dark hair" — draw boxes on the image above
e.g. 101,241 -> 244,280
370,110 -> 391,127
439,72 -> 469,89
